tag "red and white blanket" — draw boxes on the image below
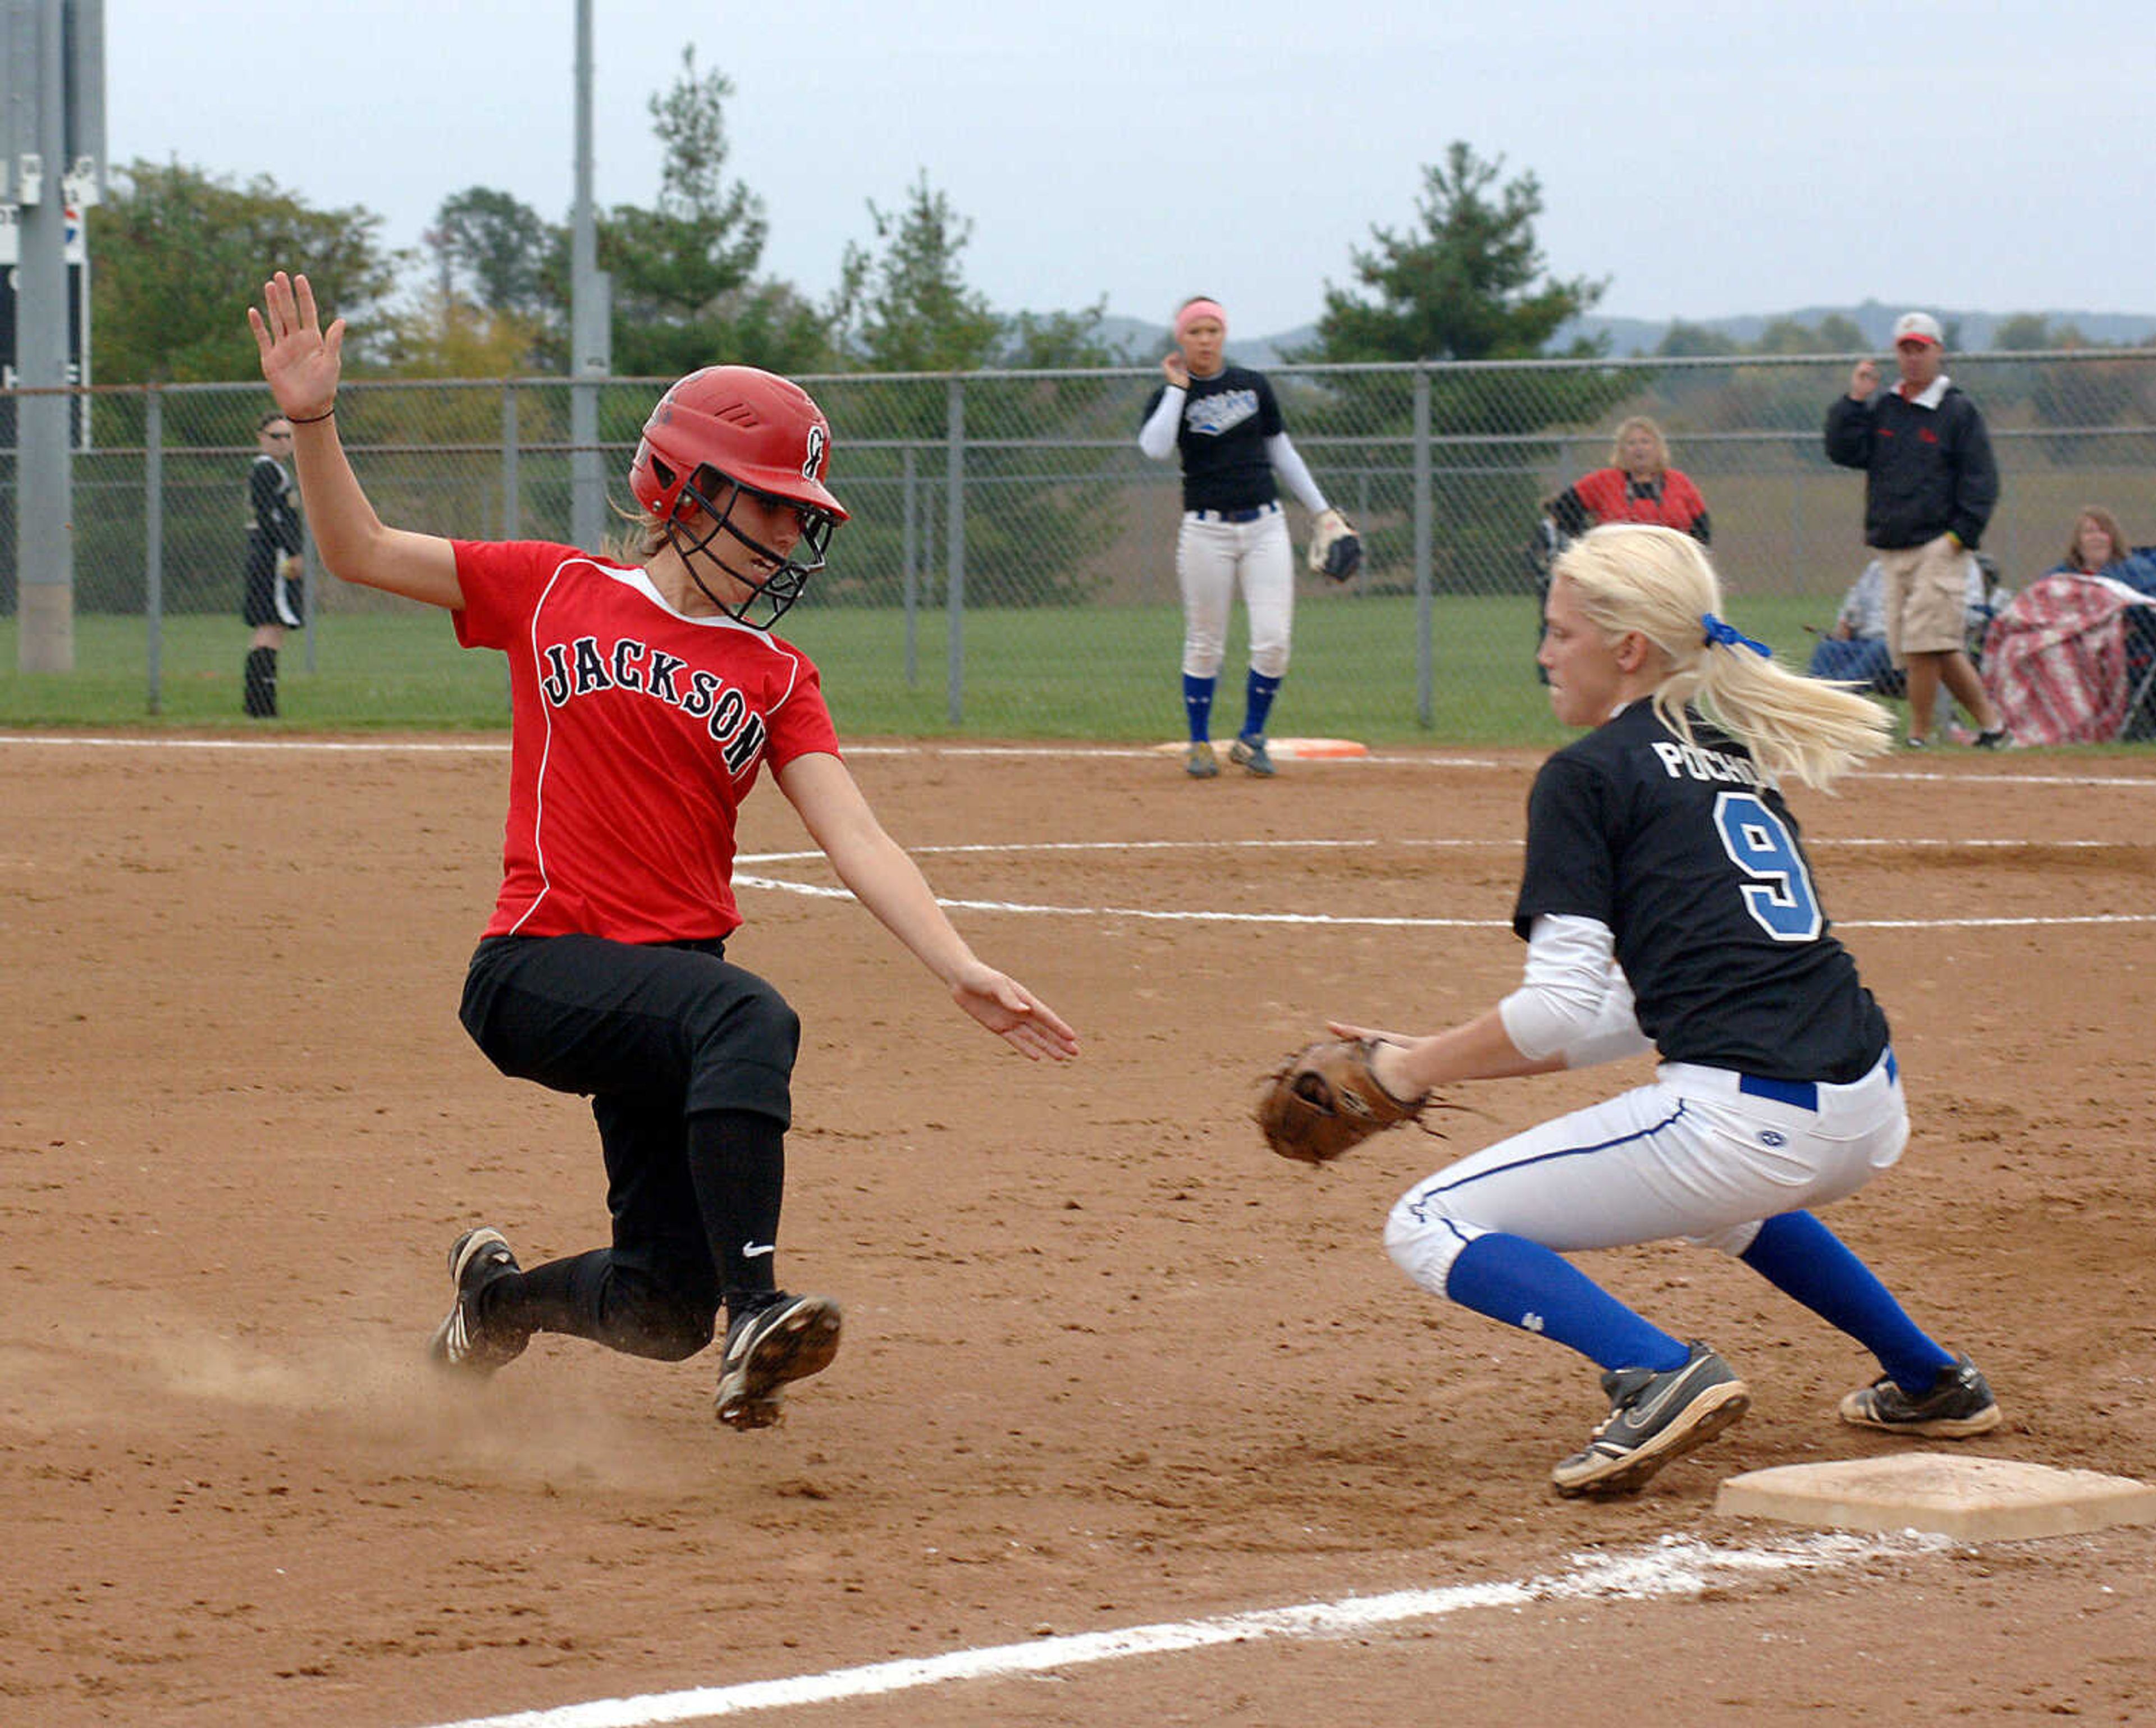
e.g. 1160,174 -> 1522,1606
1982,573 -> 2156,745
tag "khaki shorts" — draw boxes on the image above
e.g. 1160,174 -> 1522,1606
1875,536 -> 1972,663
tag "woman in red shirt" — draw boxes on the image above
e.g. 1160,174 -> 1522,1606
1547,417 -> 1711,546
250,270 -> 1079,1432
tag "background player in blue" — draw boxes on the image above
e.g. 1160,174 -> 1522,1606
1322,524 -> 2000,1498
240,410 -> 305,717
1139,296 -> 1336,778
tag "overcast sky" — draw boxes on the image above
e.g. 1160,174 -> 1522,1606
106,0 -> 2153,341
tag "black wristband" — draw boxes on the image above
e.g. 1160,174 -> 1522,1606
287,405 -> 336,424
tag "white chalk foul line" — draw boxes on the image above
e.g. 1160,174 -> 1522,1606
415,1532 -> 1936,1728
736,875 -> 2156,932
8,734 -> 2156,792
736,836 -> 2127,865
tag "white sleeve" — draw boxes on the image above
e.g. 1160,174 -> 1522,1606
1139,388 -> 1185,461
1496,913 -> 1654,1069
1264,432 -> 1328,515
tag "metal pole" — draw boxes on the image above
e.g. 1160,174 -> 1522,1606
501,383 -> 521,538
944,378 -> 966,725
567,0 -> 610,550
901,445 -> 919,688
1413,363 -> 1433,728
15,0 -> 74,671
143,383 -> 161,711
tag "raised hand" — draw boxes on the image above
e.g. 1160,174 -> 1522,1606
248,272 -> 344,422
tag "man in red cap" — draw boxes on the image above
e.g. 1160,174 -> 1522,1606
1824,312 -> 2009,747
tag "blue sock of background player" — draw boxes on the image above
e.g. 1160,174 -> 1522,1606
1442,1212 -> 1958,1391
1240,669 -> 1280,743
1183,673 -> 1215,743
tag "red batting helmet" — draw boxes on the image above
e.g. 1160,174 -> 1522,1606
629,365 -> 849,525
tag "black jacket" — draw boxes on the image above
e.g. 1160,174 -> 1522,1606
1824,381 -> 1998,551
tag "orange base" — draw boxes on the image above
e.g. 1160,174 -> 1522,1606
1154,737 -> 1369,761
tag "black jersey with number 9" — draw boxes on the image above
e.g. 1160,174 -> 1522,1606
1512,701 -> 1888,1082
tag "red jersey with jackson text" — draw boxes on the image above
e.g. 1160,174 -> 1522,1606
453,539 -> 839,943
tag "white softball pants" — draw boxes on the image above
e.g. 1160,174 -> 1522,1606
1177,507 -> 1293,679
1385,1052 -> 1907,1297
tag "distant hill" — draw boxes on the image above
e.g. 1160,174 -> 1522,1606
1092,316 -> 1318,369
1559,300 -> 2156,356
1094,302 -> 2156,366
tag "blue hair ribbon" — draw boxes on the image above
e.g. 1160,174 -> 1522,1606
1701,611 -> 1771,657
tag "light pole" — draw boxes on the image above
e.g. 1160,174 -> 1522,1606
568,0 -> 611,550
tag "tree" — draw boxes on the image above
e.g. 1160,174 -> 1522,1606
1295,143 -> 1627,596
811,176 -> 1121,608
427,188 -> 561,324
1002,301 -> 1124,369
1304,142 -> 1607,366
1655,320 -> 1741,358
89,159 -> 401,384
377,286 -> 548,381
1994,312 -> 2093,352
599,46 -> 816,376
1748,314 -> 1865,356
830,171 -> 1003,374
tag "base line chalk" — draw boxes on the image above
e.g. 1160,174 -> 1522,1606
414,1532 -> 1935,1728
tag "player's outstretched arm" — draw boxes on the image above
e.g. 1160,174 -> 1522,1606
249,270 -> 463,610
1326,1008 -> 1559,1098
774,753 -> 1080,1062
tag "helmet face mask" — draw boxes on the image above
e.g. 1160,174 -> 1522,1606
628,366 -> 848,630
662,464 -> 838,630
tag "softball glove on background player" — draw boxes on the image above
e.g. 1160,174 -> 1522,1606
1257,1036 -> 1426,1164
1307,508 -> 1363,583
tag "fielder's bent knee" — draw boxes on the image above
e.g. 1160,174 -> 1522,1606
1385,1188 -> 1474,1297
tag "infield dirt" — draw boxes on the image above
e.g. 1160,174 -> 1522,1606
3,737 -> 2153,1725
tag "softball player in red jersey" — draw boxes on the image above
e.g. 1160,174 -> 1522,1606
1331,525 -> 1999,1497
252,271 -> 1078,1430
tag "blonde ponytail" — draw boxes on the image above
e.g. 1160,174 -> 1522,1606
1551,525 -> 1893,791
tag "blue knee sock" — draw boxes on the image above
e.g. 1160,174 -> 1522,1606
1241,670 -> 1281,741
1739,1211 -> 1953,1392
1446,1232 -> 1688,1374
1182,674 -> 1216,743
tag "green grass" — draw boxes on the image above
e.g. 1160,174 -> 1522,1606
0,587 -> 1995,745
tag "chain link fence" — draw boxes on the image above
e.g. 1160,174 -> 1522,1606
4,351 -> 2154,734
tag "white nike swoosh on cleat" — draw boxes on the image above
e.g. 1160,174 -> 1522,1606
742,1242 -> 775,1258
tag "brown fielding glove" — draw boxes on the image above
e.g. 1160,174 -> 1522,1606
1256,1037 -> 1426,1165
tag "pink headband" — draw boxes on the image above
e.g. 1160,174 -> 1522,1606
1175,299 -> 1227,340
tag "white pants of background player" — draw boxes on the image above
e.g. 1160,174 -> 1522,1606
1385,1054 -> 1908,1296
1178,508 -> 1292,680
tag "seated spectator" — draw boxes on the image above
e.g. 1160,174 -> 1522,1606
1546,417 -> 1711,545
1806,561 -> 1899,693
1807,557 -> 1998,700
2052,505 -> 2156,595
1983,566 -> 2156,744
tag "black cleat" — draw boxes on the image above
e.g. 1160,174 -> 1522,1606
1552,1342 -> 1751,1498
1840,1355 -> 2001,1437
427,1227 -> 528,1375
714,1293 -> 843,1430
